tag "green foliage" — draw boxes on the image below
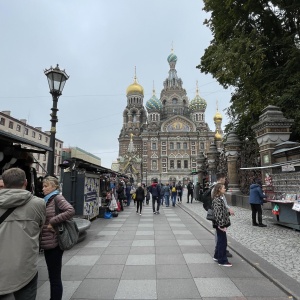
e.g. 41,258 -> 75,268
198,0 -> 300,141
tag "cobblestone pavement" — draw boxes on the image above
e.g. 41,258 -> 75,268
179,192 -> 300,284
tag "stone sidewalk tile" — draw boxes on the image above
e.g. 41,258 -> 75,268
36,204 -> 297,299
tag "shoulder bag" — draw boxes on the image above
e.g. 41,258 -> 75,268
54,197 -> 79,251
206,208 -> 215,221
0,207 -> 16,225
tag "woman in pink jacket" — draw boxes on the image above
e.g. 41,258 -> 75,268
40,176 -> 75,300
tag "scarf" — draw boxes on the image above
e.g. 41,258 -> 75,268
44,190 -> 60,203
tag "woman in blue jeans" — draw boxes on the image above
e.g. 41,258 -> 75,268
211,183 -> 232,267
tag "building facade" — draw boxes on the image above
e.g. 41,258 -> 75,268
117,51 -> 223,184
0,110 -> 63,177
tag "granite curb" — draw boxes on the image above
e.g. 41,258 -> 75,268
178,203 -> 300,300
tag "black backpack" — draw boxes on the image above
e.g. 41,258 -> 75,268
202,188 -> 212,211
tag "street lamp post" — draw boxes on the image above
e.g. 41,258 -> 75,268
44,64 -> 69,176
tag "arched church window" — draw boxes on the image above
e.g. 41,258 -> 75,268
201,114 -> 203,121
172,98 -> 178,105
132,112 -> 137,123
177,160 -> 181,169
170,142 -> 174,150
170,160 -> 174,169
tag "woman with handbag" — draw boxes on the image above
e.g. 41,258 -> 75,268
211,183 -> 232,267
40,176 -> 75,300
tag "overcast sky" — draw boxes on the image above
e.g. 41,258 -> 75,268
0,0 -> 232,168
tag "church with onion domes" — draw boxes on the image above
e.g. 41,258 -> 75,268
115,51 -> 223,184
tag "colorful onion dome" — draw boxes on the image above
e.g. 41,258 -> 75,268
189,82 -> 207,112
214,111 -> 223,123
215,130 -> 222,141
126,67 -> 144,96
146,86 -> 162,112
167,52 -> 177,63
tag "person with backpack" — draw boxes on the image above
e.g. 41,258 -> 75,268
176,182 -> 183,203
159,183 -> 165,206
163,183 -> 171,207
204,172 -> 234,258
149,180 -> 161,214
187,181 -> 194,203
170,182 -> 177,207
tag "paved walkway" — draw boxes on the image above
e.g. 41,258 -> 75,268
36,196 -> 300,300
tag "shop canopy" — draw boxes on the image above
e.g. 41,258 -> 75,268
240,159 -> 300,170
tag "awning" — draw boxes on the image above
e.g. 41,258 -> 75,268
0,129 -> 53,152
240,159 -> 300,170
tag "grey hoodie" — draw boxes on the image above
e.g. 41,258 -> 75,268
0,189 -> 46,295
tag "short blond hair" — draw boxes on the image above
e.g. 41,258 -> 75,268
43,176 -> 59,190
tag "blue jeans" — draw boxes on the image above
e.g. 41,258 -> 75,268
126,194 -> 131,206
44,246 -> 64,300
214,227 -> 228,264
164,194 -> 170,206
171,193 -> 177,206
2,272 -> 38,300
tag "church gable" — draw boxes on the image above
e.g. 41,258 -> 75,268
161,116 -> 196,132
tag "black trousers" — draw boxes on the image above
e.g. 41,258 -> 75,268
44,246 -> 64,300
250,203 -> 263,224
136,200 -> 143,213
152,196 -> 160,212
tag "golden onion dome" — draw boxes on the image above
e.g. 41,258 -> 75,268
214,111 -> 223,123
126,67 -> 144,96
215,131 -> 222,141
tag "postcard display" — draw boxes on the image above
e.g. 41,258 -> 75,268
265,172 -> 300,230
62,171 -> 101,220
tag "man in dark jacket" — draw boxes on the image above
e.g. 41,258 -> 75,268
187,181 -> 194,203
249,178 -> 267,227
149,180 -> 161,214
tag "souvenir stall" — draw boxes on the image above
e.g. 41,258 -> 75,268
60,158 -> 128,220
264,162 -> 300,230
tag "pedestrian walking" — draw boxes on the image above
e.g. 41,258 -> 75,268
116,182 -> 125,211
176,181 -> 183,203
135,183 -> 145,215
40,176 -> 75,300
163,183 -> 171,207
149,179 -> 161,214
170,182 -> 177,207
249,178 -> 267,227
159,183 -> 165,206
212,183 -> 232,267
0,168 -> 46,299
187,180 -> 194,203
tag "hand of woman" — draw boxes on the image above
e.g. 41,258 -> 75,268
47,224 -> 55,232
218,226 -> 227,232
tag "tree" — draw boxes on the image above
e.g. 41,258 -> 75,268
197,0 -> 300,141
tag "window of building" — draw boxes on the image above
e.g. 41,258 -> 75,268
162,146 -> 166,151
172,98 -> 178,104
9,121 -> 13,129
170,142 -> 174,150
152,142 -> 157,150
16,124 -> 21,132
192,146 -> 195,150
32,131 -> 36,138
183,142 -> 187,150
177,160 -> 181,169
24,128 -> 28,135
176,142 -> 180,150
192,151 -> 196,155
200,142 -> 204,149
0,118 -> 5,126
36,165 -> 39,172
184,160 -> 188,168
45,137 -> 48,143
38,134 -> 42,140
43,154 -> 46,161
59,143 -> 62,148
170,160 -> 174,169
162,151 -> 166,155
152,160 -> 157,170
